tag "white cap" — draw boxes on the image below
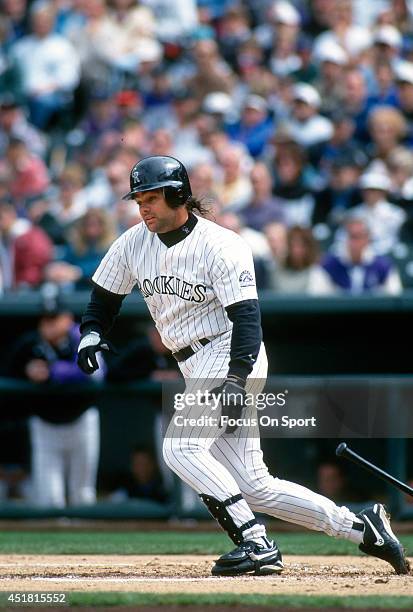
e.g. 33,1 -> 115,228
271,1 -> 300,26
244,94 -> 267,112
202,91 -> 232,115
373,25 -> 402,49
292,82 -> 321,108
138,39 -> 163,63
314,41 -> 348,66
359,171 -> 391,191
395,61 -> 413,85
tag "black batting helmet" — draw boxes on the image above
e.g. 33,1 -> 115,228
122,155 -> 192,208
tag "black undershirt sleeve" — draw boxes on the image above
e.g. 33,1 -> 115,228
225,299 -> 263,384
80,283 -> 127,336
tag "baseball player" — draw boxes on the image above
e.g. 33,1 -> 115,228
77,155 -> 409,576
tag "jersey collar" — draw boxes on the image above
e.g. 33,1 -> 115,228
157,212 -> 198,247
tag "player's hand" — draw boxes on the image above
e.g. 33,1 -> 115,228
77,331 -> 116,375
210,377 -> 246,434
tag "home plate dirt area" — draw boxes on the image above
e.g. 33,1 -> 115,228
0,554 -> 411,597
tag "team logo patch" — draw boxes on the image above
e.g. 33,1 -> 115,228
239,270 -> 254,287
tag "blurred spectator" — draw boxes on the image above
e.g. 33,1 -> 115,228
107,326 -> 179,382
304,0 -> 336,38
316,460 -> 363,503
217,5 -> 251,70
3,137 -> 49,202
387,146 -> 413,204
10,1 -> 80,129
367,105 -> 407,162
215,144 -> 253,212
312,153 -> 364,228
104,0 -> 156,75
189,162 -> 217,201
313,0 -> 372,60
101,155 -> 134,208
313,41 -> 348,116
80,90 -> 122,150
204,128 -> 231,159
368,60 -> 398,108
113,198 -> 142,234
25,192 -> 66,246
6,288 -> 101,507
266,225 -> 332,294
226,94 -> 274,158
393,61 -> 413,142
109,444 -> 168,503
341,68 -> 370,142
241,162 -> 284,231
68,0 -> 119,90
0,200 -> 53,292
255,0 -> 300,54
141,0 -> 198,42
272,142 -> 315,227
0,464 -> 29,502
187,39 -> 236,101
51,163 -> 91,228
286,82 -> 333,148
318,111 -> 365,173
169,89 -> 214,168
372,25 -> 403,68
118,118 -> 147,159
54,0 -> 87,38
45,209 -> 117,290
390,0 -> 412,34
1,0 -> 29,45
0,93 -> 46,158
217,211 -> 272,289
264,221 -> 288,267
268,1 -> 302,78
350,168 -> 406,254
234,36 -> 267,84
149,127 -> 174,157
322,215 -> 402,294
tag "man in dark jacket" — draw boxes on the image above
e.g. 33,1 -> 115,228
7,289 -> 102,507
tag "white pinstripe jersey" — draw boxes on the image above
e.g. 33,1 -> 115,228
92,215 -> 258,352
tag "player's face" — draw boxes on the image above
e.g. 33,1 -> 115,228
134,189 -> 187,233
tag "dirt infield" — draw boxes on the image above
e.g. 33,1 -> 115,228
0,554 -> 411,597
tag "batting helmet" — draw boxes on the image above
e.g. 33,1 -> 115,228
122,156 -> 192,208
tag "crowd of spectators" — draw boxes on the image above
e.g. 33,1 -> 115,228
3,0 -> 413,296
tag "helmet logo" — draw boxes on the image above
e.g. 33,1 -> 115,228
132,170 -> 140,182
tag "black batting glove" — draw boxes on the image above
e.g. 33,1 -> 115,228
77,330 -> 116,375
210,375 -> 246,434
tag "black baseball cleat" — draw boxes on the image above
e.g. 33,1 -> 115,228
357,503 -> 410,575
211,538 -> 283,576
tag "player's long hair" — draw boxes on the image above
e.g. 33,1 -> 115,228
185,196 -> 211,218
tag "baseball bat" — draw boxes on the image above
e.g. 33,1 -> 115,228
336,442 -> 413,498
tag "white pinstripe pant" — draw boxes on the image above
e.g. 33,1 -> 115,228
29,408 -> 100,508
163,333 -> 357,541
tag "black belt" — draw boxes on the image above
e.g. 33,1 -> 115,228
172,338 -> 210,362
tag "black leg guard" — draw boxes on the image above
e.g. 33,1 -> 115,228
199,493 -> 257,545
